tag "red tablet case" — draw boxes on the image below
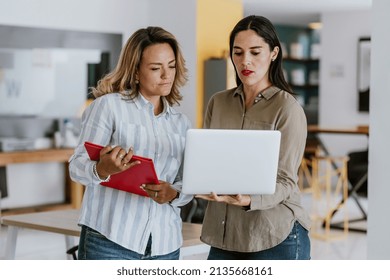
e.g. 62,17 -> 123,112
84,141 -> 159,197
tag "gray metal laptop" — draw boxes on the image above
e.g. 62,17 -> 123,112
182,129 -> 281,195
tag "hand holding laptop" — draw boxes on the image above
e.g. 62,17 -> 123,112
196,192 -> 251,207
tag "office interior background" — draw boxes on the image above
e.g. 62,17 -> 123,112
0,0 -> 389,259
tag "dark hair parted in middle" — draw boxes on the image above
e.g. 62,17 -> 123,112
229,15 -> 292,93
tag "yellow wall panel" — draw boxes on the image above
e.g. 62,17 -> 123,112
196,0 -> 243,127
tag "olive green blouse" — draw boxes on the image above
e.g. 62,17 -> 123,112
200,85 -> 311,252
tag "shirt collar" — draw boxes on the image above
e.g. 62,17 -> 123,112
134,92 -> 172,118
233,84 -> 282,100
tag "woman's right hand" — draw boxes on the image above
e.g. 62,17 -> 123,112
196,192 -> 251,207
95,145 -> 140,178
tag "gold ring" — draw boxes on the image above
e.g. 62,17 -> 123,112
154,191 -> 158,198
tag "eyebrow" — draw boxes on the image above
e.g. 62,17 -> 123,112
148,59 -> 176,65
233,46 -> 262,50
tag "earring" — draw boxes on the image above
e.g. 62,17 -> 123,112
135,79 -> 139,84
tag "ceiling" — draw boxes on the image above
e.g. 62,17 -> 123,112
242,0 -> 372,26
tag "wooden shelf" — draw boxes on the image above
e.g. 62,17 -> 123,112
1,202 -> 75,216
0,148 -> 74,166
0,148 -> 84,212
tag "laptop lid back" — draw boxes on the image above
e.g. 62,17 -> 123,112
182,129 -> 281,195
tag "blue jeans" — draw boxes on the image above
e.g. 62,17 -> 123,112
78,225 -> 180,260
207,221 -> 311,260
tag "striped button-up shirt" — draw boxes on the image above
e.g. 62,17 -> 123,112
69,92 -> 193,256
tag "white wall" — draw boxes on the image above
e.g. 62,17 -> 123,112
319,11 -> 371,157
367,0 -> 390,259
147,0 -> 197,127
0,0 -> 197,126
0,0 -> 198,208
320,0 -> 390,259
321,3 -> 390,259
0,0 -> 146,38
0,48 -> 101,117
0,0 -> 147,208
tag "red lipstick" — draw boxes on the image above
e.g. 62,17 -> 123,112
241,70 -> 253,76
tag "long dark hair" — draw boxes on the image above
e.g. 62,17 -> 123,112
229,15 -> 292,93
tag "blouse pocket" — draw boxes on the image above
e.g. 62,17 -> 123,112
115,122 -> 149,154
167,132 -> 186,158
157,131 -> 185,182
246,121 -> 275,130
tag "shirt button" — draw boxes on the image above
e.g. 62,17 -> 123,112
221,221 -> 225,225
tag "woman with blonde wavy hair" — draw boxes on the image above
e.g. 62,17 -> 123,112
69,26 -> 193,260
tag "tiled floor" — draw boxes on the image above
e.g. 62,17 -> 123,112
0,193 -> 368,260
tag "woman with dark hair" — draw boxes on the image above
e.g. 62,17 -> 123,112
69,26 -> 193,260
197,15 -> 311,260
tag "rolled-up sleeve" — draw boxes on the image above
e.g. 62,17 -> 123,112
249,100 -> 307,210
68,96 -> 113,187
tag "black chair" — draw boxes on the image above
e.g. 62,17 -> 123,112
347,150 -> 368,196
180,198 -> 207,224
67,245 -> 78,260
327,149 -> 368,233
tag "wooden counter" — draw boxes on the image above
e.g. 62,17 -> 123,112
308,124 -> 369,135
0,148 -> 84,213
1,209 -> 208,259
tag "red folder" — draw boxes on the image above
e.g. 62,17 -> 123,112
84,141 -> 159,197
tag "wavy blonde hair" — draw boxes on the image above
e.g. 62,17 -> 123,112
91,26 -> 188,106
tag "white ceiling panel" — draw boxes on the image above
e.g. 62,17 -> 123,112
242,0 -> 372,26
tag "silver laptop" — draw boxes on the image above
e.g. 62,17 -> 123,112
182,129 -> 281,195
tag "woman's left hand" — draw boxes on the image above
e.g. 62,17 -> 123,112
196,192 -> 251,207
141,180 -> 178,204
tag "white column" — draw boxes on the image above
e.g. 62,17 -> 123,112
367,0 -> 390,259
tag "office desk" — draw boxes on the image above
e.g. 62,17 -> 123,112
307,125 -> 369,157
0,149 -> 84,212
307,125 -> 369,233
308,125 -> 369,136
1,209 -> 208,259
